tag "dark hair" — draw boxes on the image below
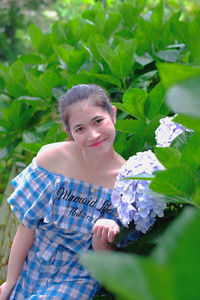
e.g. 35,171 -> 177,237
59,84 -> 114,130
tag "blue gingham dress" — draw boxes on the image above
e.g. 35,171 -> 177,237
7,159 -> 119,300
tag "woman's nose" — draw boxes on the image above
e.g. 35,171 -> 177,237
87,128 -> 100,139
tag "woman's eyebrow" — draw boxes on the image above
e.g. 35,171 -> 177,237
73,115 -> 104,130
91,115 -> 103,121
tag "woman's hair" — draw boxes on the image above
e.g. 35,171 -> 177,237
59,84 -> 114,130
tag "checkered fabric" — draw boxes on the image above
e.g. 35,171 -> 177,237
7,159 -> 118,300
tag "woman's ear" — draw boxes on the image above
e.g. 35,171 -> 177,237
112,105 -> 117,124
65,128 -> 73,140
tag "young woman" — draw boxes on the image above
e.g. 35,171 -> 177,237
0,84 -> 126,299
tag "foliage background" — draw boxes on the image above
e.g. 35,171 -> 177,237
0,0 -> 200,298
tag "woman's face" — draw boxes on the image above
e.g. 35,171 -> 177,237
67,99 -> 116,154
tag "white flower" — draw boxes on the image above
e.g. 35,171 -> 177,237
112,150 -> 166,233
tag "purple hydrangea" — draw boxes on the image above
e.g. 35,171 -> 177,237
112,150 -> 166,233
155,116 -> 185,147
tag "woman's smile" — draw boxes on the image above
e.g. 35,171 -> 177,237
89,138 -> 107,148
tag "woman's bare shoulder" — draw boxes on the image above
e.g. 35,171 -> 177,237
36,141 -> 76,170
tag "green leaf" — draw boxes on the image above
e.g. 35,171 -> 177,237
150,163 -> 196,196
67,49 -> 89,73
9,60 -> 25,83
5,61 -> 27,97
122,174 -> 155,180
81,252 -> 154,300
170,130 -> 193,151
124,134 -> 145,158
120,3 -> 139,29
52,21 -> 68,43
20,143 -> 42,154
19,54 -> 44,65
28,24 -> 43,51
134,54 -> 154,67
53,44 -> 71,63
155,147 -> 182,168
109,52 -> 133,79
157,63 -> 200,88
86,73 -> 121,88
155,49 -> 181,63
146,83 -> 166,122
151,2 -> 163,31
115,120 -> 146,134
152,206 -> 200,300
166,77 -> 200,118
181,132 -> 200,171
187,15 -> 200,64
112,102 -> 132,115
104,12 -> 121,39
0,139 -> 21,159
114,132 -> 127,156
52,87 -> 66,101
95,43 -> 114,65
152,207 -> 197,263
87,34 -> 107,63
44,125 -> 59,144
38,71 -> 60,99
0,135 -> 16,148
122,89 -> 147,120
143,115 -> 162,144
39,33 -> 53,57
25,71 -> 43,98
169,208 -> 200,300
174,114 -> 200,132
22,131 -> 42,144
17,96 -> 51,109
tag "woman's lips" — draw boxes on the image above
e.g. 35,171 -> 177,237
90,139 -> 106,147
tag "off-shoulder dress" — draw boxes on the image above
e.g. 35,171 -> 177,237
7,159 -> 119,299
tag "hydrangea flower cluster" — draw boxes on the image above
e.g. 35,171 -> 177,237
155,116 -> 185,147
112,150 -> 166,233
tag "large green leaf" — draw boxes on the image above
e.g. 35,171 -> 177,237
81,207 -> 200,300
20,143 -> 42,154
103,12 -> 121,39
152,206 -> 200,300
155,147 -> 182,168
166,77 -> 200,118
174,114 -> 200,132
143,115 -> 162,144
25,71 -> 43,98
157,63 -> 200,88
19,54 -> 44,65
181,132 -> 200,171
155,49 -> 181,63
81,252 -> 154,300
109,52 -> 133,79
52,21 -> 68,44
120,3 -> 140,29
187,15 -> 200,63
86,73 -> 121,88
115,120 -> 146,134
122,89 -> 147,120
28,24 -> 43,51
44,125 -> 59,144
146,82 -> 166,120
38,72 -> 60,99
149,163 -> 196,196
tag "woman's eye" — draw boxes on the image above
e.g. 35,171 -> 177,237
94,119 -> 103,125
75,127 -> 83,133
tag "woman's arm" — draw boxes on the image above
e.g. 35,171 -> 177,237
92,219 -> 120,251
0,222 -> 35,300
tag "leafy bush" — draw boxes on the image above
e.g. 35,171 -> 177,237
0,0 -> 200,298
1,0 -> 200,163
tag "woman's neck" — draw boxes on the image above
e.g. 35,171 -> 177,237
79,148 -> 116,171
